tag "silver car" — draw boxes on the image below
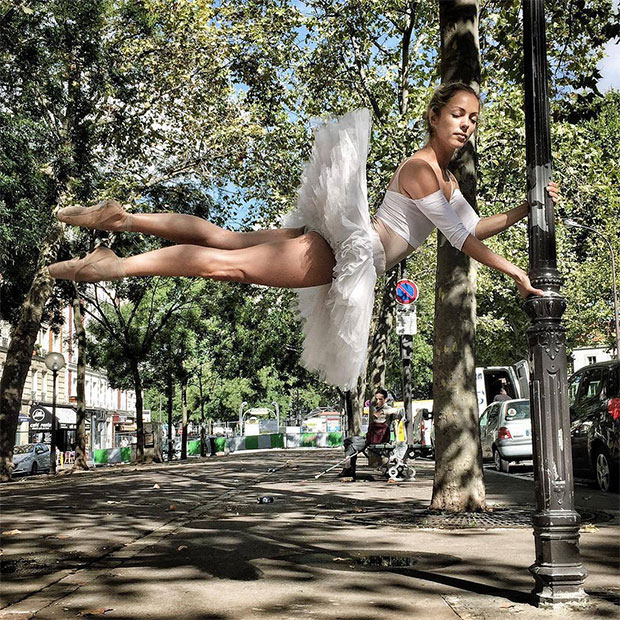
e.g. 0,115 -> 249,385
12,443 -> 51,475
479,399 -> 532,472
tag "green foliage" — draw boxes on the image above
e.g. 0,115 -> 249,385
0,114 -> 56,322
3,0 -> 618,420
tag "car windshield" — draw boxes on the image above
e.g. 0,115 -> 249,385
504,402 -> 530,421
13,444 -> 35,454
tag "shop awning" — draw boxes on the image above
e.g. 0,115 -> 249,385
28,405 -> 89,430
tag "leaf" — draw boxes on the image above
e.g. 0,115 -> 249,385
78,608 -> 113,617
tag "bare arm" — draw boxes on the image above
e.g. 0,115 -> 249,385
399,160 -> 545,298
475,202 -> 528,240
475,182 -> 559,240
461,234 -> 543,298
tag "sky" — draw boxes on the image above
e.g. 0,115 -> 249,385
597,0 -> 620,91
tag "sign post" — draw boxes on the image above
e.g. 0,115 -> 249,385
395,271 -> 419,440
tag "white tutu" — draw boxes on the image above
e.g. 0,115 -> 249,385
281,108 -> 386,391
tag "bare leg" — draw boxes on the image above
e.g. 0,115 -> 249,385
122,232 -> 335,288
129,212 -> 304,249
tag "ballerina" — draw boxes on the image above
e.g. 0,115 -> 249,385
48,82 -> 558,390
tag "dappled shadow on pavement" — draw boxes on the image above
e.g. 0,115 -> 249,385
1,450 -> 618,619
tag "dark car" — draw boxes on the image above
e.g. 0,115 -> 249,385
568,360 -> 619,492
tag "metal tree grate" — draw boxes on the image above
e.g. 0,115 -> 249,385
336,507 -> 614,529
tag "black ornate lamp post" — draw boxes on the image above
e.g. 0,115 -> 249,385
44,351 -> 65,476
522,0 -> 587,607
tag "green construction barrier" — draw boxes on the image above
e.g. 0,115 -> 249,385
94,449 -> 108,464
327,432 -> 342,446
214,437 -> 227,452
301,433 -> 317,447
120,447 -> 132,462
245,435 -> 259,450
188,439 -> 201,456
270,433 -> 284,448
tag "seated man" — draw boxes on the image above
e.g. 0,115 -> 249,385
339,388 -> 401,481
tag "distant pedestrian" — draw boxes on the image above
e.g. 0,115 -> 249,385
339,389 -> 400,481
493,384 -> 511,402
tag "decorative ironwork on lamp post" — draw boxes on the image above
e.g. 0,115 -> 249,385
522,0 -> 587,607
44,351 -> 65,476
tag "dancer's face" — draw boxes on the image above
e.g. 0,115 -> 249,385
431,91 -> 479,150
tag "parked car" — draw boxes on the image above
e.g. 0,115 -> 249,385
12,443 -> 51,475
568,360 -> 619,492
479,399 -> 532,472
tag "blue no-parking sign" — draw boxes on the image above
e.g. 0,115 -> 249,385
395,279 -> 419,305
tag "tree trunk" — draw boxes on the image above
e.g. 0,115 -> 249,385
72,289 -> 89,470
344,373 -> 366,437
0,229 -> 61,481
367,268 -> 400,394
198,369 -> 206,457
180,378 -> 188,460
130,359 -> 145,463
430,0 -> 486,512
166,376 -> 174,461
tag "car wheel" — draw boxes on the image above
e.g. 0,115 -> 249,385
494,448 -> 510,473
31,461 -> 38,475
594,447 -> 618,493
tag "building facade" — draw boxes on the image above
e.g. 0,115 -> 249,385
0,304 -> 136,456
571,346 -> 615,373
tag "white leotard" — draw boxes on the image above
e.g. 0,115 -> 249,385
373,166 -> 480,271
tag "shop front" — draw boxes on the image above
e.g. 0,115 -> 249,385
28,404 -> 90,457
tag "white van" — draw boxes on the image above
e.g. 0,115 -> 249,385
476,361 -> 530,415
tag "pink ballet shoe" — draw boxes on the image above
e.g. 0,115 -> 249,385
48,247 -> 126,282
57,200 -> 132,231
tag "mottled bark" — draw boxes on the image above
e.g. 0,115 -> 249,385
166,376 -> 174,461
430,0 -> 486,511
198,370 -> 206,457
180,378 -> 188,460
0,228 -> 61,481
72,289 -> 89,470
130,359 -> 145,463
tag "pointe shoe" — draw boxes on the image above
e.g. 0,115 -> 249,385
48,247 -> 126,282
57,200 -> 132,231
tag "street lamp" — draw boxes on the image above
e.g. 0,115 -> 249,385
522,0 -> 587,606
238,401 -> 248,435
44,351 -> 65,475
563,218 -> 620,360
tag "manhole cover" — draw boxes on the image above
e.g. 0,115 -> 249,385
335,507 -> 614,529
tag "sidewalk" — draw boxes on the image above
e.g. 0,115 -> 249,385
1,449 -> 618,619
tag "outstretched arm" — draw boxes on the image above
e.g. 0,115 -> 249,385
399,160 -> 544,299
475,182 -> 559,240
461,234 -> 543,298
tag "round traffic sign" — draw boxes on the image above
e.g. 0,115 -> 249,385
395,279 -> 419,305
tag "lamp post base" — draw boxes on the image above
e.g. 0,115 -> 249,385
529,510 -> 588,607
530,578 -> 588,609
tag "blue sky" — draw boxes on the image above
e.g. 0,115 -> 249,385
597,0 -> 620,91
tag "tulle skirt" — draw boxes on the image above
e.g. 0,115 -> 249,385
281,108 -> 386,391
